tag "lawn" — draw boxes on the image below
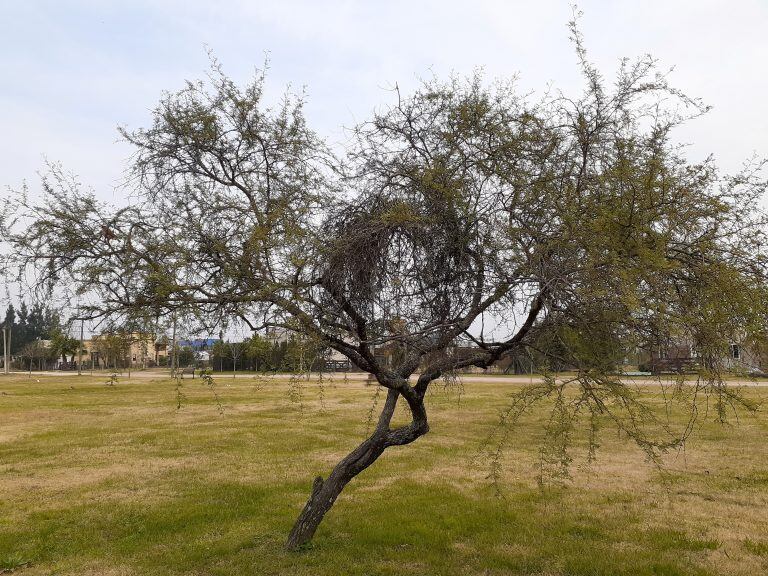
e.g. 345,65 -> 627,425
1,372 -> 767,575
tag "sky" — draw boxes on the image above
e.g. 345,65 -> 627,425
0,0 -> 767,336
2,0 -> 768,203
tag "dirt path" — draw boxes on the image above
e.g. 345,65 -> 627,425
7,370 -> 768,387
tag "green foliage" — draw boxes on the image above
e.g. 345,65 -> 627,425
1,300 -> 61,356
176,346 -> 195,367
208,335 -> 329,373
199,368 -> 223,414
49,328 -> 79,364
91,332 -> 131,370
247,334 -> 272,369
743,538 -> 768,556
0,553 -> 30,572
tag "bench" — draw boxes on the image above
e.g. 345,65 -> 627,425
180,366 -> 195,379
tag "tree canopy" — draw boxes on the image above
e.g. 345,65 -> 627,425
1,300 -> 62,355
4,28 -> 767,549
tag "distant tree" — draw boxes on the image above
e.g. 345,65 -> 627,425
282,335 -> 324,373
2,300 -> 60,354
227,340 -> 248,377
271,341 -> 288,371
176,346 -> 195,367
15,301 -> 29,353
92,332 -> 131,370
246,334 -> 271,371
2,304 -> 16,334
49,328 -> 79,366
1,305 -> 15,365
210,340 -> 229,372
19,340 -> 54,372
6,25 -> 767,549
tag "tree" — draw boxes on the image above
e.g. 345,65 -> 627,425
2,304 -> 16,335
92,331 -> 131,371
49,328 -> 79,367
176,346 -> 195,368
5,28 -> 767,550
15,301 -> 29,354
271,341 -> 288,371
246,334 -> 272,371
211,340 -> 229,372
19,340 -> 54,372
282,335 -> 324,373
227,340 -> 247,377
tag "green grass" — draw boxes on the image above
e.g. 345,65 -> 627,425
1,372 -> 767,575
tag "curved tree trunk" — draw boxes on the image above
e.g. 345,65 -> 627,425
286,434 -> 389,549
286,386 -> 429,550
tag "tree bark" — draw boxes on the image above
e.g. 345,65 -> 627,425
285,433 -> 389,549
286,386 -> 429,550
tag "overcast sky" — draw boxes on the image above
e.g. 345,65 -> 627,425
2,0 -> 767,203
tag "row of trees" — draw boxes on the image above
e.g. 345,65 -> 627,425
0,303 -> 154,371
184,336 -> 332,372
1,301 -> 82,370
0,303 -> 336,372
1,301 -> 60,354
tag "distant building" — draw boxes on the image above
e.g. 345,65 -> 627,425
177,338 -> 219,351
264,328 -> 291,344
81,332 -> 168,369
623,334 -> 768,376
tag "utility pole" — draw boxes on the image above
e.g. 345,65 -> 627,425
2,326 -> 8,375
219,330 -> 224,373
170,313 -> 177,374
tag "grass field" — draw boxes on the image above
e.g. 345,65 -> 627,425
1,372 -> 767,575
